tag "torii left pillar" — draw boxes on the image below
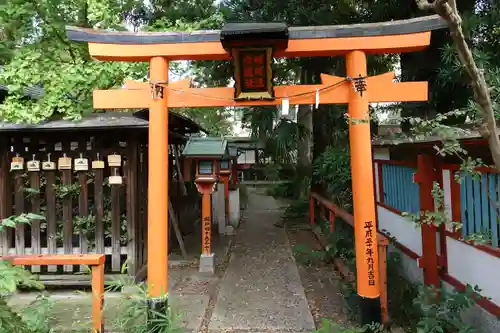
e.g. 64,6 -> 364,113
146,57 -> 169,326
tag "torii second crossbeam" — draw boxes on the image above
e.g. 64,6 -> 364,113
93,72 -> 427,109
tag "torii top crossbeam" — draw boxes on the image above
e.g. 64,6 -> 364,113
67,15 -> 446,61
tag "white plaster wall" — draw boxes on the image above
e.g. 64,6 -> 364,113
388,245 -> 424,284
237,150 -> 256,164
374,163 -> 380,202
213,183 -> 226,234
442,169 -> 453,224
373,147 -> 390,160
447,237 -> 500,306
377,205 -> 423,256
229,188 -> 240,227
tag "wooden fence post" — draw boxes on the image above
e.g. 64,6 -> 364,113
416,154 -> 440,288
0,137 -> 10,256
329,211 -> 335,232
92,262 -> 105,333
309,194 -> 315,225
377,237 -> 389,325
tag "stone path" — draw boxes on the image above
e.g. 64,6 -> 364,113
208,187 -> 315,333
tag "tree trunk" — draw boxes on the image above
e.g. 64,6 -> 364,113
416,0 -> 500,170
297,68 -> 313,167
311,66 -> 330,196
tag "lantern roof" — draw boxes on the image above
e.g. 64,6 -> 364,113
182,136 -> 227,158
220,22 -> 289,50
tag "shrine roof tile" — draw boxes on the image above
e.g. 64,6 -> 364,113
182,136 -> 227,158
66,15 -> 447,45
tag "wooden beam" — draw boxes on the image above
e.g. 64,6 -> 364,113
94,72 -> 427,109
2,254 -> 105,266
66,15 -> 446,61
84,33 -> 432,61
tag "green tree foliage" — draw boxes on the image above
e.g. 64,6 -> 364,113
0,0 -> 232,134
181,107 -> 232,135
217,0 -> 394,193
0,0 -> 145,123
438,1 -> 500,122
365,0 -> 475,130
312,146 -> 352,209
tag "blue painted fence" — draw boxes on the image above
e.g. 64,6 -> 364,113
459,172 -> 500,247
381,164 -> 420,215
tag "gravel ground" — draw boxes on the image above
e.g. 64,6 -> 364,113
286,225 -> 357,330
207,188 -> 315,333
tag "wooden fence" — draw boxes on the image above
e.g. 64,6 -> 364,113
309,192 -> 389,325
375,159 -> 500,251
444,164 -> 500,248
373,155 -> 500,317
0,132 -> 146,276
378,160 -> 420,215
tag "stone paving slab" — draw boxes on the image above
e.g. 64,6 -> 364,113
8,267 -> 208,332
9,291 -> 209,332
208,189 -> 315,333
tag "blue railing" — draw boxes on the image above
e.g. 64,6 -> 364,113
381,163 -> 420,215
459,172 -> 500,247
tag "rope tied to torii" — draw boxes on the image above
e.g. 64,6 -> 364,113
148,74 -> 371,101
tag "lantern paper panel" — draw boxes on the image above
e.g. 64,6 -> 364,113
198,160 -> 214,175
220,160 -> 230,170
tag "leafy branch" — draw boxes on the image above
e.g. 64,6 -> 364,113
0,213 -> 45,233
416,0 -> 500,170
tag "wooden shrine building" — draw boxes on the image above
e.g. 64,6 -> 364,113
0,110 -> 205,280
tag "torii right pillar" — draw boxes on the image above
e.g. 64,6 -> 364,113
347,51 -> 381,325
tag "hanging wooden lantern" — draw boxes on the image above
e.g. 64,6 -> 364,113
197,160 -> 215,177
220,22 -> 289,101
219,159 -> 231,175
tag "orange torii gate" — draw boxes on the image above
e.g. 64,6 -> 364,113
67,15 -> 446,326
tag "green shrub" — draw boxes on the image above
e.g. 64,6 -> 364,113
283,198 -> 309,219
312,146 -> 352,209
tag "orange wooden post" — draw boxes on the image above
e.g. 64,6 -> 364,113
377,237 -> 389,325
202,192 -> 212,255
195,176 -> 217,274
346,50 -> 381,325
4,254 -> 106,333
329,210 -> 335,233
309,194 -> 315,225
231,160 -> 238,185
147,57 -> 169,309
416,154 -> 440,288
91,263 -> 105,333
